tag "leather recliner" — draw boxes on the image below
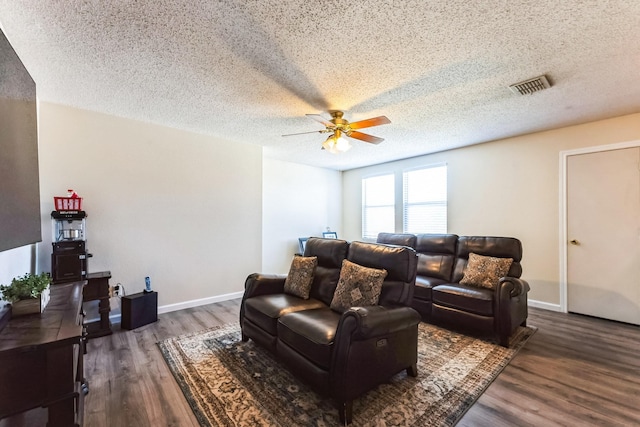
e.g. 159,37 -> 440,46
377,233 -> 529,347
240,238 -> 420,424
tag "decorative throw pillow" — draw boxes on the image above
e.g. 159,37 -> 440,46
330,259 -> 387,313
284,256 -> 317,299
459,253 -> 513,290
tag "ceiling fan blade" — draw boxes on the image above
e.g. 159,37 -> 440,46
306,114 -> 335,128
348,116 -> 391,130
347,131 -> 385,145
282,130 -> 326,137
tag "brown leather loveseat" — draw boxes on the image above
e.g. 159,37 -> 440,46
240,237 -> 419,424
377,233 -> 529,347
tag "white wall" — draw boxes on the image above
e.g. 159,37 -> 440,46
0,104 -> 344,312
343,113 -> 640,307
0,245 -> 34,286
262,158 -> 342,274
6,103 -> 640,311
0,244 -> 35,310
36,102 -> 263,308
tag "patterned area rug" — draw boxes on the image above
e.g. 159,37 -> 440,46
158,322 -> 535,426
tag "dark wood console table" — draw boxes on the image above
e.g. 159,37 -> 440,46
83,271 -> 112,339
0,282 -> 85,426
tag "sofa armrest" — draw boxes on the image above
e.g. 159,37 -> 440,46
498,276 -> 530,298
330,306 -> 420,402
243,273 -> 286,299
239,273 -> 287,329
338,305 -> 420,340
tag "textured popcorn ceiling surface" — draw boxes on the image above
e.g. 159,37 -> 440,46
1,1 -> 639,170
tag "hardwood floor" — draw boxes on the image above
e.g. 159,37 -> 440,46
84,300 -> 240,427
77,302 -> 639,426
459,308 -> 640,426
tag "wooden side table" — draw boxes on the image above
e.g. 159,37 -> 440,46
0,282 -> 85,426
83,271 -> 113,339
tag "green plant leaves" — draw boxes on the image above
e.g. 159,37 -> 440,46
0,272 -> 51,303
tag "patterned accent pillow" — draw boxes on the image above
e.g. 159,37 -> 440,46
459,253 -> 513,290
330,259 -> 388,313
284,256 -> 317,299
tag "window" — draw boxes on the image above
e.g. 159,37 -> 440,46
361,165 -> 447,239
403,165 -> 447,233
362,174 -> 395,239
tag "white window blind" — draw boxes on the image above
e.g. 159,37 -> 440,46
403,165 -> 447,233
362,174 -> 395,239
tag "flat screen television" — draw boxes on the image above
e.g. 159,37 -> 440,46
0,27 -> 41,252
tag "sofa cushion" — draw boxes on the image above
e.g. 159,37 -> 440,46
432,284 -> 494,316
348,241 -> 415,283
413,234 -> 458,281
304,237 -> 348,268
459,253 -> 513,290
284,256 -> 317,299
376,232 -> 417,248
277,308 -> 341,369
304,237 -> 349,306
347,241 -> 417,307
330,259 -> 387,313
243,294 -> 325,335
414,275 -> 448,300
415,234 -> 458,255
416,253 -> 455,281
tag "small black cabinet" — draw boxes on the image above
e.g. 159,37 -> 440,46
121,291 -> 158,330
52,241 -> 87,284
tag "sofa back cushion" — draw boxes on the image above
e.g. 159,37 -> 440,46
347,241 -> 417,307
414,234 -> 458,281
376,232 -> 417,248
452,236 -> 523,283
304,237 -> 349,305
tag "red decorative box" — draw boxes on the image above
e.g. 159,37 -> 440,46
53,197 -> 82,211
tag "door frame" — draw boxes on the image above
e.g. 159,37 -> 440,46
559,139 -> 640,313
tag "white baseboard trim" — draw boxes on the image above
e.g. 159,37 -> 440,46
528,299 -> 562,312
158,291 -> 244,315
98,291 -> 244,324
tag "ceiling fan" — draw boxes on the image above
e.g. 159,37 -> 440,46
283,110 -> 391,154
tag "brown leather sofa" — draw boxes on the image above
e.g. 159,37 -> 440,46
240,237 -> 420,424
377,233 -> 529,347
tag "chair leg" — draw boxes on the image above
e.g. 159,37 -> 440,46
338,400 -> 353,425
499,333 -> 509,348
520,319 -> 527,327
241,331 -> 249,342
406,363 -> 418,377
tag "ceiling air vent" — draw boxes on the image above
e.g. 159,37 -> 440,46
508,75 -> 551,95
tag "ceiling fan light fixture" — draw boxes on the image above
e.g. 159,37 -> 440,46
285,110 -> 388,152
322,130 -> 351,154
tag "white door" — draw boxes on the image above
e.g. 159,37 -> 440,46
567,147 -> 640,325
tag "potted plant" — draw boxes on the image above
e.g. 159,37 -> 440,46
0,272 -> 52,316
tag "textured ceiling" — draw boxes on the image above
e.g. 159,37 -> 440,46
1,1 -> 639,170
